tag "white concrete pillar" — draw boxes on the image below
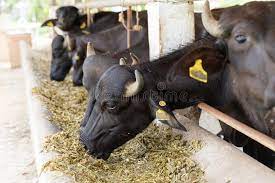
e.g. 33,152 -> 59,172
147,1 -> 195,60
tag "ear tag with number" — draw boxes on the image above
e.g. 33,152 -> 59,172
47,21 -> 54,27
73,54 -> 80,61
189,59 -> 208,83
156,109 -> 170,120
159,101 -> 166,107
80,22 -> 86,29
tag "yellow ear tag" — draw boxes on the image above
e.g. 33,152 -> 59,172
73,55 -> 80,61
156,109 -> 170,120
80,22 -> 86,29
189,59 -> 208,83
82,30 -> 90,35
47,21 -> 54,27
159,101 -> 166,107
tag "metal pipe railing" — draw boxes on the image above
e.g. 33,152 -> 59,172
198,103 -> 275,152
76,0 -> 189,9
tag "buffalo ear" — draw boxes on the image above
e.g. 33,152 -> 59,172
41,19 -> 57,27
79,14 -> 88,29
149,97 -> 187,131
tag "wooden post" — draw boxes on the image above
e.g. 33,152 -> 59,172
87,7 -> 91,27
1,33 -> 32,69
147,1 -> 195,59
127,6 -> 132,48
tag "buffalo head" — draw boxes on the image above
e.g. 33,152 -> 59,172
41,6 -> 87,31
202,0 -> 275,133
80,65 -> 184,159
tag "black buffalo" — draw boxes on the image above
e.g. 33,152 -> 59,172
42,6 -> 121,82
70,11 -> 148,86
202,0 -> 275,168
80,38 -> 227,160
42,6 -> 118,33
50,35 -> 72,81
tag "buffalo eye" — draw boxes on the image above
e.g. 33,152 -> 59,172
105,101 -> 118,110
235,34 -> 247,44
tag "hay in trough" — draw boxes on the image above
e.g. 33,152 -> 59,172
31,51 -> 205,183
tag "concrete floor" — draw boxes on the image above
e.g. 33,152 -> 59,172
0,66 -> 37,183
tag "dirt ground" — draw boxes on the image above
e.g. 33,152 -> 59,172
0,66 -> 37,183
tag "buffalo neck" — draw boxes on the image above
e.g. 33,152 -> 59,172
131,38 -> 227,109
133,55 -> 180,88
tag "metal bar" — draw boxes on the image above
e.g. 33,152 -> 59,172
127,6 -> 132,48
76,0 -> 186,9
50,1 -> 204,14
198,103 -> 275,152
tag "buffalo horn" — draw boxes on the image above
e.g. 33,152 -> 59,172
130,52 -> 140,65
86,42 -> 95,57
123,70 -> 144,97
202,0 -> 223,37
119,58 -> 127,65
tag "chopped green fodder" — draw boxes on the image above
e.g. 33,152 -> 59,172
31,51 -> 205,183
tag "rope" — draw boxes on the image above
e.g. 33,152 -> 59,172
118,1 -> 143,32
133,8 -> 142,31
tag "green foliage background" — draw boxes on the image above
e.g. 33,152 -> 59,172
28,0 -> 49,22
2,0 -> 49,22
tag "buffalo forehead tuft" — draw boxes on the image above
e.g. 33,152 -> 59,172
95,65 -> 135,99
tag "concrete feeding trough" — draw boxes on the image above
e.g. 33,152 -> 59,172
20,41 -> 275,182
21,42 -> 74,183
0,30 -> 31,68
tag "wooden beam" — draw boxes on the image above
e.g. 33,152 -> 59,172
87,7 -> 91,27
72,1 -> 204,12
198,103 -> 275,152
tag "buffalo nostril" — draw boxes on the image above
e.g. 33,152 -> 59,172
94,152 -> 110,160
79,131 -> 88,142
73,74 -> 83,86
50,72 -> 66,81
79,131 -> 94,153
73,79 -> 83,86
101,153 -> 111,160
83,145 -> 87,150
50,75 -> 63,81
